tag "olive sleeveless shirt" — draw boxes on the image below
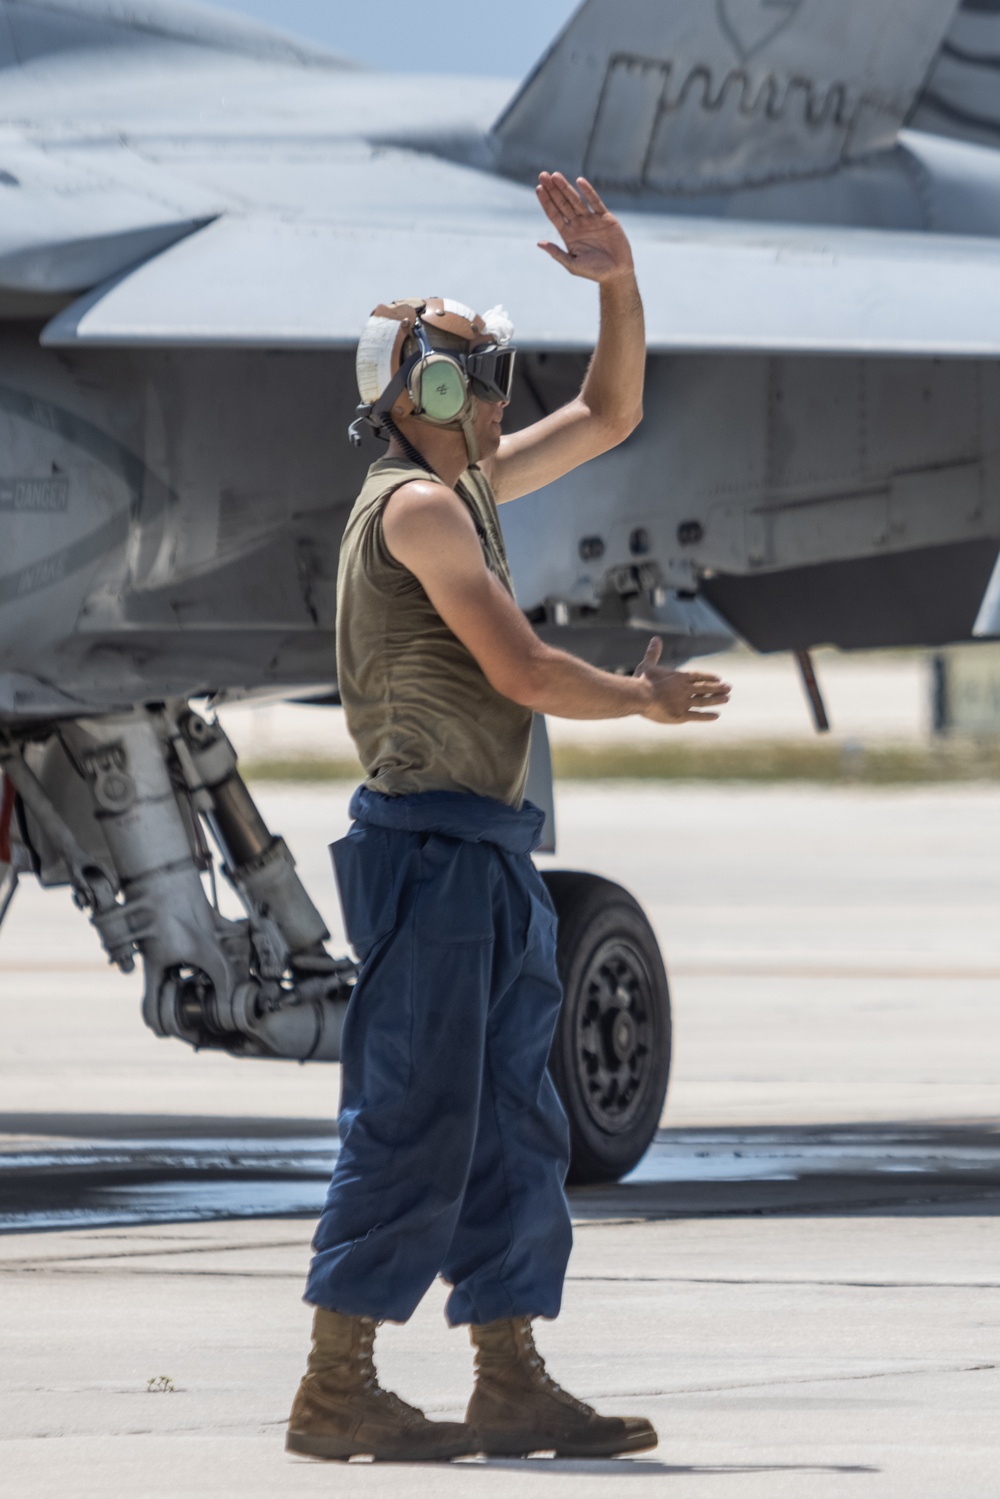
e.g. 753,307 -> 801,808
336,455 -> 533,807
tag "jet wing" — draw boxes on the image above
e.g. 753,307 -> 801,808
0,0 -> 359,297
40,153 -> 1000,357
0,132 -> 220,295
3,1 -> 995,358
0,0 -> 343,70
494,0 -> 961,192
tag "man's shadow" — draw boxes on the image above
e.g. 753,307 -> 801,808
465,1458 -> 879,1476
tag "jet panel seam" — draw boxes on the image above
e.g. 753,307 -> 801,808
0,380 -> 175,603
584,53 -> 857,196
0,380 -> 167,517
0,509 -> 127,606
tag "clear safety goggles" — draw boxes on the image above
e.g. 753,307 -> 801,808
465,344 -> 517,404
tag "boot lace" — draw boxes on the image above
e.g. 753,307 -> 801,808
355,1321 -> 426,1426
513,1319 -> 594,1417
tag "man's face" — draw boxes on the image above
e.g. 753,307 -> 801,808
466,332 -> 510,460
472,391 -> 508,460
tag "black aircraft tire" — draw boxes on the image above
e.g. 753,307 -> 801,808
542,870 -> 672,1187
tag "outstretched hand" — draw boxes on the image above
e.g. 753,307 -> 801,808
634,637 -> 732,725
536,171 -> 635,284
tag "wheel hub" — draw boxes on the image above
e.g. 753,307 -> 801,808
576,941 -> 655,1135
609,1009 -> 637,1062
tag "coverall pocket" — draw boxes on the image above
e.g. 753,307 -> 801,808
330,826 -> 398,961
523,860 -> 558,961
415,835 -> 495,943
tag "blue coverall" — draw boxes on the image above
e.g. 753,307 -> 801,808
305,785 -> 573,1327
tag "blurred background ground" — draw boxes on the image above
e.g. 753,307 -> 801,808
7,775 -> 1000,1129
6,651 -> 1000,1495
217,646 -> 933,773
6,642 -> 1000,1127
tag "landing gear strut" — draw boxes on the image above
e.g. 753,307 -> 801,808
0,706 -> 352,1061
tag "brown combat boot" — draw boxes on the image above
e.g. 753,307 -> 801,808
286,1308 -> 477,1462
467,1316 -> 658,1458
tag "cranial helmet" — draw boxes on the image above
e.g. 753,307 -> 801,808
350,296 -> 516,466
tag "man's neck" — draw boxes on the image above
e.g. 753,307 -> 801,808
387,425 -> 469,490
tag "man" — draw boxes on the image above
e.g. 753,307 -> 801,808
287,171 -> 731,1463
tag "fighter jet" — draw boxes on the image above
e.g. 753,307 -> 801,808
3,0 -> 1000,1183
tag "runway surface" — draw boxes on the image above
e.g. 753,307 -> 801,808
3,783 -> 1000,1495
4,1119 -> 1000,1234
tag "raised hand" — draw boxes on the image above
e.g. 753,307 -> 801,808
634,637 -> 732,725
536,171 -> 635,285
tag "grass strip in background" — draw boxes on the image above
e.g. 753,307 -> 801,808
243,757 -> 363,783
243,739 -> 1000,786
550,740 -> 1000,784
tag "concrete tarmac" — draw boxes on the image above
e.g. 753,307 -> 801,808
3,784 -> 1000,1495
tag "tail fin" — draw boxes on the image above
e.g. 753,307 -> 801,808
492,0 -> 960,193
912,0 -> 1000,148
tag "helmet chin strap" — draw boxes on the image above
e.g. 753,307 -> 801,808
458,405 -> 480,468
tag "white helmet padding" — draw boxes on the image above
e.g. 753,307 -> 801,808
350,297 -> 516,466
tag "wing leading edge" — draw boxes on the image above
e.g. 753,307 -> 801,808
41,182 -> 1000,358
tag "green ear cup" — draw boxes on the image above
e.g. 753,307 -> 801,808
415,355 -> 468,423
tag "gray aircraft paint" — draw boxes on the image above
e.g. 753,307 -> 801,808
2,0 -> 1000,706
494,0 -> 960,188
6,0 -> 1000,1143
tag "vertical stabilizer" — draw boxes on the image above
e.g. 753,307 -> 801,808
914,0 -> 1000,148
492,0 -> 961,193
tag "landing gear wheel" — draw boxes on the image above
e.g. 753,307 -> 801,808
542,871 -> 671,1187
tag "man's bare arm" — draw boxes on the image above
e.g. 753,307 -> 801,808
485,173 -> 646,506
382,483 -> 730,723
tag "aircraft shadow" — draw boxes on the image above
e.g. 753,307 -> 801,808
2,1114 -> 1000,1231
